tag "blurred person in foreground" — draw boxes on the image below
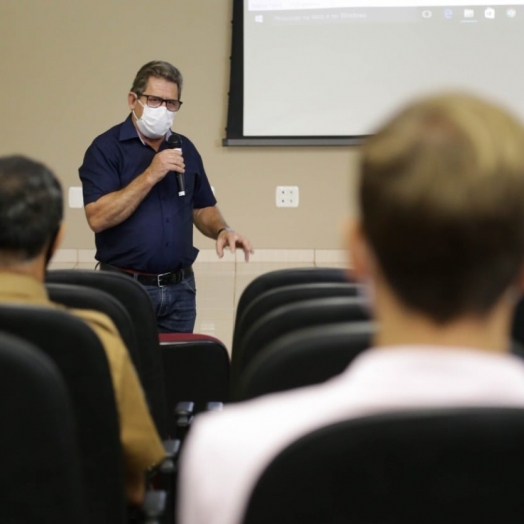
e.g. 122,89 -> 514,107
0,155 -> 165,505
178,92 -> 524,524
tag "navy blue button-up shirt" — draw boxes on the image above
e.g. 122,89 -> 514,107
79,115 -> 217,274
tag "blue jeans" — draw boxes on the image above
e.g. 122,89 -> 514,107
143,274 -> 197,333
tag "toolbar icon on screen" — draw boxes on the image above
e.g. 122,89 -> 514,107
464,9 -> 474,18
485,8 -> 495,19
507,9 -> 517,18
422,10 -> 432,18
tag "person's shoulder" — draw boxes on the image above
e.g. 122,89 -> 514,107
71,307 -> 132,378
178,133 -> 200,154
191,387 -> 309,437
70,308 -> 126,353
177,132 -> 193,144
89,118 -> 130,149
191,374 -> 351,445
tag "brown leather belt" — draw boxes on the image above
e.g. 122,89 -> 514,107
99,263 -> 193,287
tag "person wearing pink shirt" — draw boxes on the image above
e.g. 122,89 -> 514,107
178,92 -> 524,524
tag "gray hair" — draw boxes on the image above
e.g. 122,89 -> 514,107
131,61 -> 183,96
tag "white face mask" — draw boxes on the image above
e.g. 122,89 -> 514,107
133,100 -> 175,139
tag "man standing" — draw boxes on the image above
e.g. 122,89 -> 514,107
79,61 -> 253,332
177,93 -> 524,524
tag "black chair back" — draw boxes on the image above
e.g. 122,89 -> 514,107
244,408 -> 524,524
236,321 -> 374,400
232,282 -> 360,367
160,333 -> 230,436
46,282 -> 141,372
46,269 -> 167,436
234,296 -> 369,389
0,305 -> 126,524
235,267 -> 350,334
512,295 -> 524,349
0,331 -> 87,524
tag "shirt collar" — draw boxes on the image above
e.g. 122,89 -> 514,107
119,114 -> 142,142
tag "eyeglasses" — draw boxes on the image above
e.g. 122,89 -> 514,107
136,93 -> 183,112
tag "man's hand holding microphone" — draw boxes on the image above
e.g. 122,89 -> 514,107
145,133 -> 185,189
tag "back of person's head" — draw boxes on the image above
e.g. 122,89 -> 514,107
359,93 -> 524,323
0,155 -> 63,264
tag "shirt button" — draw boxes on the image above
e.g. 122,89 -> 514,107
166,219 -> 170,223
165,242 -> 169,247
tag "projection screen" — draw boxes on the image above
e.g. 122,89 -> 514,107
224,0 -> 524,145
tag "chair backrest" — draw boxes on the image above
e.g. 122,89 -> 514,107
46,282 -> 142,372
244,408 -> 524,524
236,321 -> 374,401
235,267 -> 350,334
46,269 -> 167,436
512,295 -> 524,349
0,304 -> 126,524
159,333 -> 230,436
232,282 -> 361,367
0,331 -> 87,524
233,296 -> 369,389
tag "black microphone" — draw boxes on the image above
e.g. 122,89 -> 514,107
167,133 -> 185,196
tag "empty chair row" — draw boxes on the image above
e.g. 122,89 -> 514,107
231,266 -> 524,404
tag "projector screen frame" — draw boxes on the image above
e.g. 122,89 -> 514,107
224,0 -> 524,147
222,0 -> 368,147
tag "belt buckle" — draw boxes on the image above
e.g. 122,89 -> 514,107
157,272 -> 171,287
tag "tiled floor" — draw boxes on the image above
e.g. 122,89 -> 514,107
48,249 -> 348,353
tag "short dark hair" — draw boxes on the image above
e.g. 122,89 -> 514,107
360,93 -> 524,323
130,60 -> 183,96
0,155 -> 63,262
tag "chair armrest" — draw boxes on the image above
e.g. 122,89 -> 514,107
141,490 -> 166,524
159,439 -> 181,474
174,401 -> 194,441
174,401 -> 194,426
163,438 -> 181,459
206,401 -> 224,412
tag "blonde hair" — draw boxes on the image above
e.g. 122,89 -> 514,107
360,93 -> 524,322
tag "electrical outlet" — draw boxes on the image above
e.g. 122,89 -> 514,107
68,187 -> 84,208
276,186 -> 299,207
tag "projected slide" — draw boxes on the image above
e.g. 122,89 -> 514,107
243,1 -> 524,137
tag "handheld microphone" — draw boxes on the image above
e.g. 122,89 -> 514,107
167,133 -> 185,196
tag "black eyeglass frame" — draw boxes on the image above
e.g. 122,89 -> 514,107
136,93 -> 183,112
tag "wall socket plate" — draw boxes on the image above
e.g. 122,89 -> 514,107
276,186 -> 299,207
68,186 -> 84,208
